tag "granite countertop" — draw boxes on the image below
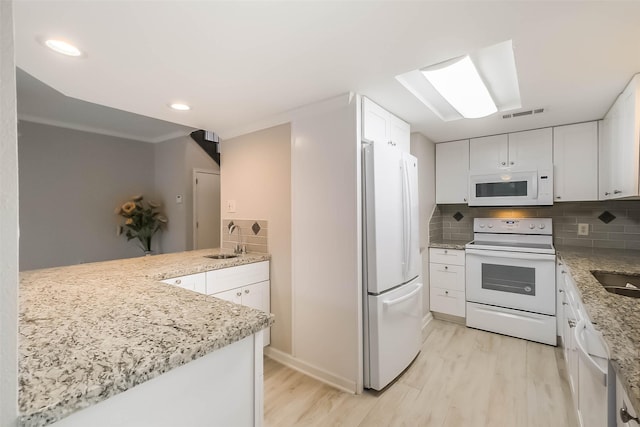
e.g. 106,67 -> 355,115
555,246 -> 640,414
429,239 -> 470,250
19,249 -> 273,427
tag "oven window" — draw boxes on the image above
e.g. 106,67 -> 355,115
475,181 -> 528,197
481,263 -> 536,296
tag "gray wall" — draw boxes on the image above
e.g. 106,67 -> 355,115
0,0 -> 19,424
154,136 -> 219,253
431,200 -> 640,249
18,121 -> 157,270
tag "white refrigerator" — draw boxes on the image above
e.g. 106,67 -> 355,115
363,142 -> 423,391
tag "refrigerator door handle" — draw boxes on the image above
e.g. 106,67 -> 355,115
401,158 -> 410,279
382,282 -> 422,307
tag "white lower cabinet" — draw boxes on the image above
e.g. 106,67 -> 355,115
559,260 -> 615,427
616,376 -> 639,427
163,261 -> 271,346
429,248 -> 465,317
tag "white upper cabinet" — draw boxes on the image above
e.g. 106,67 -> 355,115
469,134 -> 508,171
553,122 -> 599,202
436,139 -> 469,204
469,128 -> 552,173
508,128 -> 553,171
599,74 -> 640,200
362,97 -> 410,152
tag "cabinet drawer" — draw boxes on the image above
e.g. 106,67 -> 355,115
429,248 -> 465,266
206,261 -> 269,295
429,264 -> 465,291
161,272 -> 206,293
430,288 -> 465,317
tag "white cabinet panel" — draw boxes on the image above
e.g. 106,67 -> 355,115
470,134 -> 508,171
362,97 -> 389,145
553,122 -> 599,202
214,288 -> 243,305
429,248 -> 465,318
430,288 -> 465,317
469,128 -> 552,174
436,140 -> 469,204
206,261 -> 269,295
508,128 -> 553,171
600,74 -> 640,200
161,273 -> 206,293
362,97 -> 410,152
429,248 -> 465,266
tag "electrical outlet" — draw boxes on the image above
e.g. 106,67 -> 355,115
578,223 -> 589,236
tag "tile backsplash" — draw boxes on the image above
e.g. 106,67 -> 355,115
430,200 -> 640,250
222,219 -> 268,253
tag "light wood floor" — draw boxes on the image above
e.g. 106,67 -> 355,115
264,320 -> 578,427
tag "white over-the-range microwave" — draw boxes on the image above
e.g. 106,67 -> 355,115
468,169 -> 553,206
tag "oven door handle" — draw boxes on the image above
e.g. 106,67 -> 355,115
465,248 -> 555,261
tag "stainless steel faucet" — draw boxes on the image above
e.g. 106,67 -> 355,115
228,224 -> 244,254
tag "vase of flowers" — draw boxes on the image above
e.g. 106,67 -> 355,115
115,195 -> 168,254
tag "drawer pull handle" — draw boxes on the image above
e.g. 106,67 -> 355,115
445,291 -> 449,295
236,292 -> 242,297
175,279 -> 181,284
444,266 -> 448,270
245,289 -> 250,294
620,405 -> 639,424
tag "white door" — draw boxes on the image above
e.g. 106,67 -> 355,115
436,139 -> 469,204
242,281 -> 271,346
366,279 -> 422,390
362,97 -> 390,145
508,128 -> 553,171
576,321 -> 610,427
470,134 -> 508,171
403,152 -> 421,282
553,122 -> 599,202
364,143 -> 405,294
389,114 -> 411,153
194,171 -> 221,249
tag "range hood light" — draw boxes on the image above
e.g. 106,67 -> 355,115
422,56 -> 497,119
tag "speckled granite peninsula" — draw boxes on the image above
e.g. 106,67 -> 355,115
556,246 -> 640,415
19,249 -> 273,427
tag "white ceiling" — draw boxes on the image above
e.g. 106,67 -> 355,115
13,1 -> 640,143
16,68 -> 195,143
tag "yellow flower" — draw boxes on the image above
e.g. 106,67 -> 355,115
122,201 -> 136,214
125,218 -> 133,225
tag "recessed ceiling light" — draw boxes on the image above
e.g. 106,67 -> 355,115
44,39 -> 82,57
170,103 -> 191,111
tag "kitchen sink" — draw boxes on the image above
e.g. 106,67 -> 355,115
204,254 -> 238,260
591,271 -> 640,298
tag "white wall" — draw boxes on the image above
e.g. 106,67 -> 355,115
154,136 -> 219,253
410,133 -> 436,317
220,124 -> 292,354
291,94 -> 361,392
18,121 -> 157,270
0,0 -> 19,424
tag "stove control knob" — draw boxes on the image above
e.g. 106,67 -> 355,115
529,224 -> 535,229
539,224 -> 546,229
488,224 -> 494,229
479,224 -> 485,228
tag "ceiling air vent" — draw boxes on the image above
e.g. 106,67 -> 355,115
502,108 -> 545,119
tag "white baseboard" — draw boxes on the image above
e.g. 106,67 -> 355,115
263,347 -> 357,394
422,312 -> 434,331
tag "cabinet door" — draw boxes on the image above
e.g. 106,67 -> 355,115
616,376 -> 638,427
436,140 -> 469,203
214,287 -> 243,305
389,114 -> 411,153
611,81 -> 640,198
599,116 -> 613,200
553,122 -> 599,201
508,128 -> 552,171
241,281 -> 271,346
470,134 -> 508,171
362,97 -> 390,145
